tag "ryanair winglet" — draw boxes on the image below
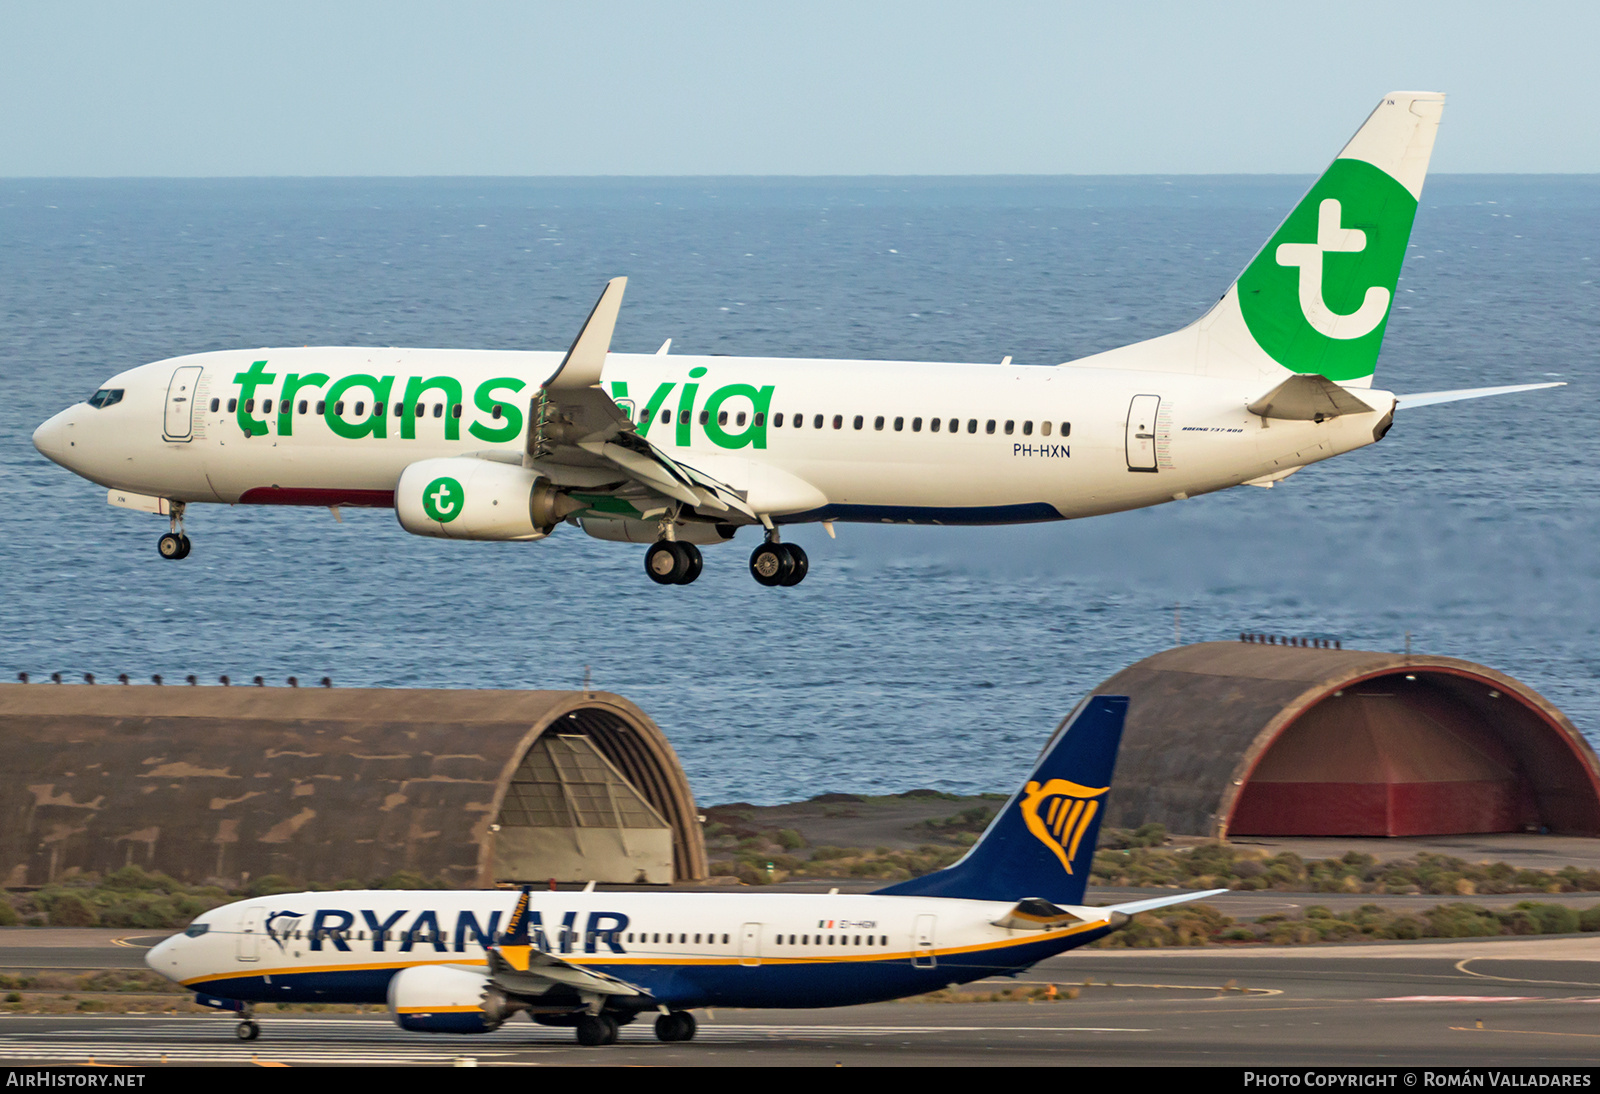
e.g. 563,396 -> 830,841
874,695 -> 1128,905
494,884 -> 535,973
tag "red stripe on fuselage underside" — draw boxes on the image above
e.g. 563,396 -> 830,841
239,487 -> 396,507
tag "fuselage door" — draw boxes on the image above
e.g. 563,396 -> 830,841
236,906 -> 264,962
163,365 -> 205,442
739,922 -> 762,967
1125,394 -> 1160,472
912,914 -> 937,968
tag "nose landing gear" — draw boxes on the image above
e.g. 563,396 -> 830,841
157,501 -> 191,559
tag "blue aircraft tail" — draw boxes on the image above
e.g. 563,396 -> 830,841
874,695 -> 1127,905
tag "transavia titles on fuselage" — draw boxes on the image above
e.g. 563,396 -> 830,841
145,696 -> 1227,1047
33,93 -> 1559,587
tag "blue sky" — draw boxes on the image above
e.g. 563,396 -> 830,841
4,1 -> 1597,176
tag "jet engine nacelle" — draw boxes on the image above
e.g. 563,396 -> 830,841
386,964 -> 510,1034
395,457 -> 575,541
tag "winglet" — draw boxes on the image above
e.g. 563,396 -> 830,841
544,277 -> 627,391
494,885 -> 535,973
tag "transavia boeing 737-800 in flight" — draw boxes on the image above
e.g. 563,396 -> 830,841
34,93 -> 1559,587
145,696 -> 1225,1047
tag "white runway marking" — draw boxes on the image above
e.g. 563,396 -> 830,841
0,1015 -> 1151,1062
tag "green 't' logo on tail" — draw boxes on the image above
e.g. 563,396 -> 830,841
1236,158 -> 1418,383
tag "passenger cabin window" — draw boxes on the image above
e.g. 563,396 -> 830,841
1061,422 -> 1071,437
967,419 -> 977,433
394,402 -> 404,416
492,406 -> 503,420
334,401 -> 345,415
737,411 -> 748,427
814,415 -> 824,429
1023,421 -> 1033,435
353,402 -> 364,416
245,399 -> 256,413
300,400 -> 309,414
415,404 -> 425,418
912,417 -> 921,432
679,411 -> 689,425
1003,420 -> 1013,435
893,417 -> 903,431
832,415 -> 842,429
752,412 -> 762,427
874,415 -> 885,430
228,399 -> 238,413
774,413 -> 785,427
87,388 -> 125,409
263,400 -> 273,414
452,404 -> 462,419
930,418 -> 940,433
985,420 -> 996,435
316,401 -> 325,415
717,411 -> 728,426
1041,421 -> 1051,436
433,404 -> 443,418
948,419 -> 958,433
699,411 -> 710,425
209,398 -> 220,412
661,410 -> 672,425
853,415 -> 864,430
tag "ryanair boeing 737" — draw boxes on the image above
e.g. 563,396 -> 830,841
144,695 -> 1224,1046
33,93 -> 1558,586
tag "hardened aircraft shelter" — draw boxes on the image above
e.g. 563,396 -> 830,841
0,684 -> 708,889
1092,642 -> 1600,839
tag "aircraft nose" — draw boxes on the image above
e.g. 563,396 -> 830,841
32,410 -> 76,468
145,934 -> 183,980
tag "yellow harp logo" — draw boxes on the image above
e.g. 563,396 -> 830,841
1019,779 -> 1108,875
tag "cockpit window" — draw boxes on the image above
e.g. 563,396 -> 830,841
87,388 -> 124,409
183,922 -> 211,938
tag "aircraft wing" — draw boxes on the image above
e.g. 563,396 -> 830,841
485,943 -> 646,999
523,277 -> 756,521
1395,382 -> 1565,409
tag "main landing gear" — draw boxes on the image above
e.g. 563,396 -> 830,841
654,1009 -> 697,1042
574,1012 -> 620,1046
749,538 -> 808,587
644,540 -> 703,585
234,1002 -> 259,1040
157,500 -> 191,560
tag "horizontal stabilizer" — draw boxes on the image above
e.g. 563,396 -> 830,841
1396,382 -> 1564,409
992,897 -> 1086,931
1248,373 -> 1378,420
1104,888 -> 1229,917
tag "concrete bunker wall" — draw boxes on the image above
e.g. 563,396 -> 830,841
0,685 -> 708,888
1093,643 -> 1600,839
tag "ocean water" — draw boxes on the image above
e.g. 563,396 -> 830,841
2,175 -> 1596,805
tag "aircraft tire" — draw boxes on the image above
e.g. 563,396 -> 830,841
779,543 -> 808,586
676,543 -> 703,585
158,533 -> 185,560
235,1020 -> 259,1041
675,1011 -> 696,1041
176,534 -> 192,559
644,541 -> 686,585
749,543 -> 793,587
576,1013 -> 617,1046
655,1011 -> 695,1041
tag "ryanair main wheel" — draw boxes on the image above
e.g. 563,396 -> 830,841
158,533 -> 186,560
779,543 -> 808,586
575,1013 -> 612,1046
677,542 -> 703,585
644,541 -> 687,585
176,534 -> 192,559
749,543 -> 794,587
235,1020 -> 260,1041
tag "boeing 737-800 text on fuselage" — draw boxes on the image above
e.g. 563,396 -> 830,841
145,696 -> 1225,1046
32,93 -> 1558,586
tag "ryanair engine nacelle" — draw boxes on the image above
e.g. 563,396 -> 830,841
386,964 -> 513,1034
395,457 -> 577,541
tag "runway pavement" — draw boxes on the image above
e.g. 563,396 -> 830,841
3,932 -> 1600,1065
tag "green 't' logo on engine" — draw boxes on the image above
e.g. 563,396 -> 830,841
1236,158 -> 1418,383
422,476 -> 464,523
